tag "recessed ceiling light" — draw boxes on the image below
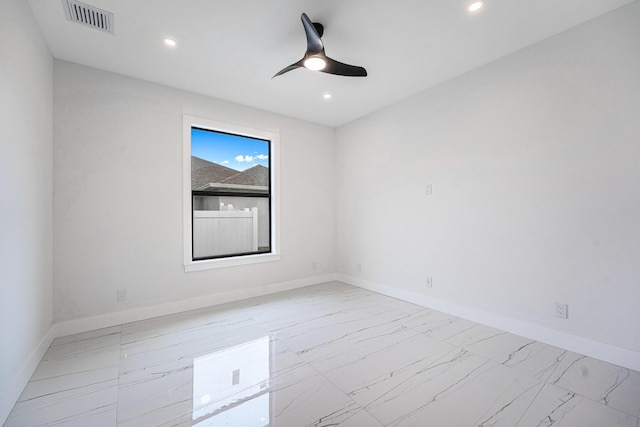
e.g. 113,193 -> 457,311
468,0 -> 484,12
163,38 -> 177,47
323,93 -> 332,100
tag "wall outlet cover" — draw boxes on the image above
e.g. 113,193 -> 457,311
555,303 -> 568,319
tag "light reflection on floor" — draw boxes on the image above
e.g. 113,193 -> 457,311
192,336 -> 270,426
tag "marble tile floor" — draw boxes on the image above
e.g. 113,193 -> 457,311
5,282 -> 640,427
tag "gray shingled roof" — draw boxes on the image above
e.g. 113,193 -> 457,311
221,165 -> 269,187
192,157 -> 269,190
191,156 -> 241,190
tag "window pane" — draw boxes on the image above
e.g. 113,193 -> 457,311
191,128 -> 270,260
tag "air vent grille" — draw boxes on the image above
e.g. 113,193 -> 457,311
62,0 -> 114,34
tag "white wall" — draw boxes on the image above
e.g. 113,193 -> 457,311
336,2 -> 640,358
0,0 -> 53,421
53,61 -> 336,322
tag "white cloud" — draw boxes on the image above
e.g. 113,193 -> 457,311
222,160 -> 229,164
235,155 -> 255,163
256,154 -> 269,160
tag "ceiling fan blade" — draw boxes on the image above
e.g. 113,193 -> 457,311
301,13 -> 324,55
272,59 -> 304,78
321,56 -> 368,77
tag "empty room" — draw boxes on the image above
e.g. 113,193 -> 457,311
1,0 -> 639,425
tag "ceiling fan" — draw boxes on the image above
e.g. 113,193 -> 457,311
273,13 -> 367,78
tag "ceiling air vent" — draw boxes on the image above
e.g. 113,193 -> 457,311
62,0 -> 114,35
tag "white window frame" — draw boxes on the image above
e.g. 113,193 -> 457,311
183,115 -> 281,272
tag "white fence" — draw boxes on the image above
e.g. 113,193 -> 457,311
193,206 -> 258,258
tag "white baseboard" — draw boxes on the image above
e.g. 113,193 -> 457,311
55,273 -> 338,337
0,325 -> 56,425
337,274 -> 640,372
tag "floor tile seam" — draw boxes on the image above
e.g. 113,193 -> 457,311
408,323 -> 477,343
42,347 -> 123,364
264,329 -> 315,378
473,376 -> 548,427
50,333 -> 122,348
549,381 -> 639,419
302,331 -> 496,424
439,324 -> 488,346
312,338 -> 463,398
17,376 -> 120,407
407,327 -> 494,369
398,343 -> 537,408
496,352 -> 557,384
26,359 -> 121,381
427,324 -> 584,382
512,380 -> 550,427
17,347 -> 123,405
539,350 -> 640,418
376,353 -> 544,427
305,359 -> 388,427
451,341 -> 559,380
119,318 -> 268,352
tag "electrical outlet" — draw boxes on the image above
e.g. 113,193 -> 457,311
312,261 -> 317,271
356,263 -> 362,273
425,184 -> 433,195
117,288 -> 127,302
555,303 -> 568,319
425,277 -> 433,287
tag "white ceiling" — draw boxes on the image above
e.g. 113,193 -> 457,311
29,0 -> 635,127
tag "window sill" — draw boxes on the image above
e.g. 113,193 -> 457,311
184,252 -> 281,272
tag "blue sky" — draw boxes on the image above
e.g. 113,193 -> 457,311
191,128 -> 269,171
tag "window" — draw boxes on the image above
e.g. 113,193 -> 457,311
183,116 -> 280,271
191,129 -> 270,259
